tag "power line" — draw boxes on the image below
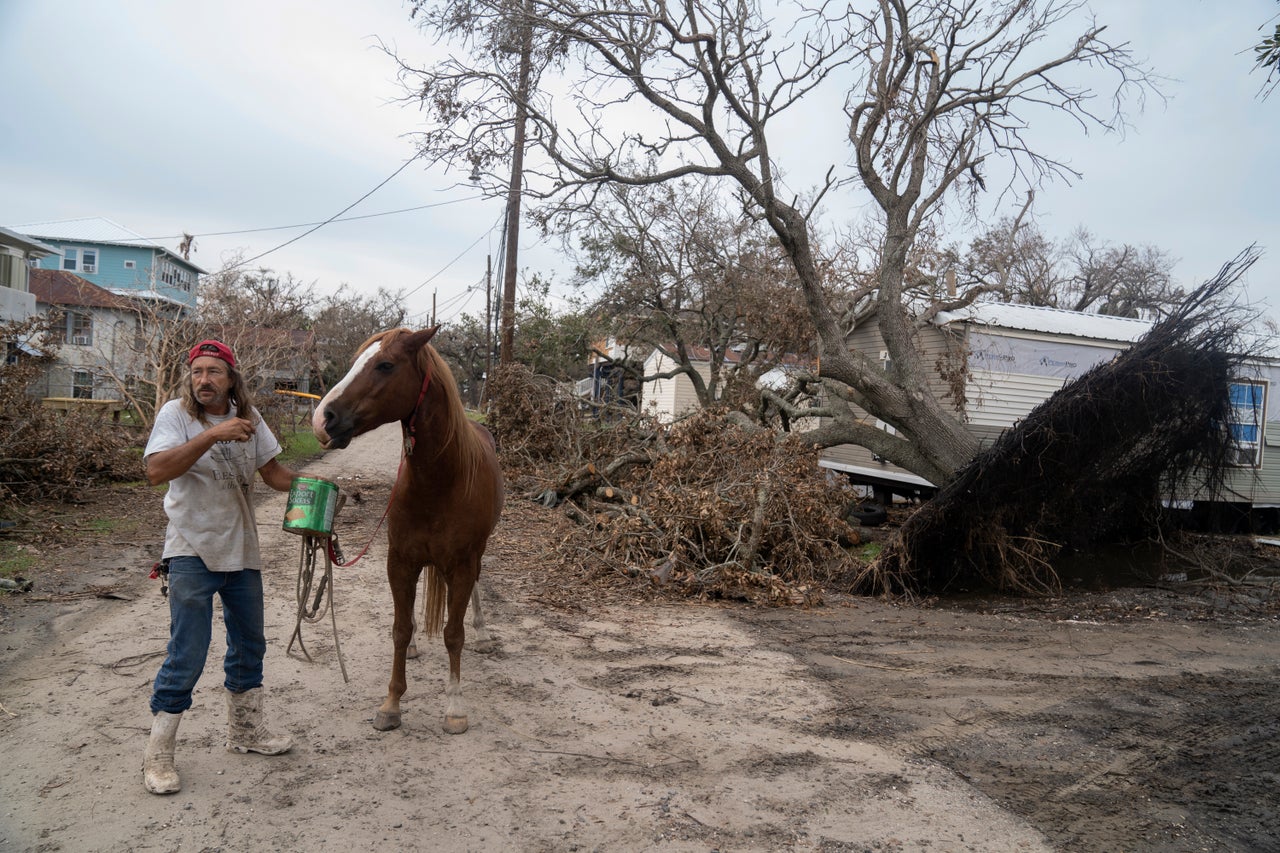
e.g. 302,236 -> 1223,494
181,158 -> 507,324
220,156 -> 423,272
140,195 -> 484,242
402,207 -> 507,301
434,276 -> 490,325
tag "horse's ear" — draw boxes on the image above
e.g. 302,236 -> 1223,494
404,326 -> 440,353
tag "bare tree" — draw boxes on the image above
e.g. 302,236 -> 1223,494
92,295 -> 200,427
82,254 -> 413,428
310,285 -> 410,390
432,312 -> 493,406
955,216 -> 1182,318
1062,228 -> 1183,318
98,298 -> 309,429
569,178 -> 812,411
953,195 -> 1066,306
399,0 -> 1156,485
198,263 -> 315,330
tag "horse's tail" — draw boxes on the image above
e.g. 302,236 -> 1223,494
422,566 -> 447,637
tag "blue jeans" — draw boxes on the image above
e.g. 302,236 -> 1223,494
150,556 -> 266,715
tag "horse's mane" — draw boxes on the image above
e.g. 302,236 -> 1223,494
360,328 -> 490,492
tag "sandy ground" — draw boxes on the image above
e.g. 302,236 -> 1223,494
2,422 -> 1278,852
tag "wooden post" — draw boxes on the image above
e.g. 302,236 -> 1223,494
499,0 -> 533,365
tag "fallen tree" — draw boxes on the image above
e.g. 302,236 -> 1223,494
864,254 -> 1263,596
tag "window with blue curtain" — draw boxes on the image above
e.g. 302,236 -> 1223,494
1227,381 -> 1265,466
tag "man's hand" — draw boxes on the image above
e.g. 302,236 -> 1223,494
207,417 -> 256,443
146,417 -> 255,485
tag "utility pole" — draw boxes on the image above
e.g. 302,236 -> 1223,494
431,289 -> 437,327
499,0 -> 533,365
485,254 -> 493,385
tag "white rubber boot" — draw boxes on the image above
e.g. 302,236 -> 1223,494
143,711 -> 183,794
226,687 -> 293,755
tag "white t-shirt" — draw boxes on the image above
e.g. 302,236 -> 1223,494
144,399 -> 282,572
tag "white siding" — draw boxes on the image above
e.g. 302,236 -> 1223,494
966,370 -> 1066,428
642,350 -> 710,423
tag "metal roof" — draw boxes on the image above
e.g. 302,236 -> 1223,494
15,217 -> 160,246
0,225 -> 59,257
10,217 -> 208,274
934,301 -> 1153,343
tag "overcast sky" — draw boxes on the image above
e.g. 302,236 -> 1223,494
2,0 -> 1278,326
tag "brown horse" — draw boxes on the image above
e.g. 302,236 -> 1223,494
312,327 -> 504,733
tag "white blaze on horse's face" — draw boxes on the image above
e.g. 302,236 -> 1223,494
313,341 -> 384,445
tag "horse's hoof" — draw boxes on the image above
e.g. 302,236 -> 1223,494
443,714 -> 469,735
471,637 -> 497,655
405,644 -> 420,660
372,711 -> 402,731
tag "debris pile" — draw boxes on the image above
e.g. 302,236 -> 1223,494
487,363 -> 859,604
0,317 -> 142,506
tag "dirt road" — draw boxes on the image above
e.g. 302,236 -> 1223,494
2,423 -> 1278,852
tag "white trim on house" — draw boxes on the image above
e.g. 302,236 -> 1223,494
818,458 -> 937,488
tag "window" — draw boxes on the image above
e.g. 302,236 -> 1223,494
158,261 -> 195,292
1227,381 -> 1266,467
123,260 -> 136,270
59,247 -> 98,273
72,371 -> 94,400
67,312 -> 93,346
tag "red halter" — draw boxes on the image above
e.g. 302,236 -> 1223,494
403,351 -> 435,456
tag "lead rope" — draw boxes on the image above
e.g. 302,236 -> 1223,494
288,498 -> 350,683
287,533 -> 349,683
325,455 -> 403,568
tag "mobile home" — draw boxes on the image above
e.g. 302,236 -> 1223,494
820,302 -> 1280,510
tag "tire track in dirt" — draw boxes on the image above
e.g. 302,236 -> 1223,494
742,599 -> 1280,851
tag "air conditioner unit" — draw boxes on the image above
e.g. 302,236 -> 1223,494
82,264 -> 97,274
71,336 -> 90,345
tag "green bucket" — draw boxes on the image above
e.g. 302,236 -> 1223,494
283,477 -> 339,537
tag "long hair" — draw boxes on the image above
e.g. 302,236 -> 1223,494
181,362 -> 258,426
419,342 -> 488,482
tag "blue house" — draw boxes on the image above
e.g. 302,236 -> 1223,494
12,218 -> 205,313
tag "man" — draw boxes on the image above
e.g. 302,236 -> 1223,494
141,339 -> 300,795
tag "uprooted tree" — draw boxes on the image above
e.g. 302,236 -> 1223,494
866,255 -> 1263,597
397,0 -> 1158,486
